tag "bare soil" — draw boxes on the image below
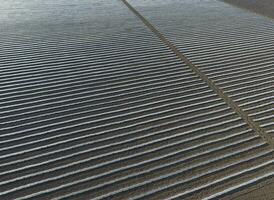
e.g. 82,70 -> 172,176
222,0 -> 274,19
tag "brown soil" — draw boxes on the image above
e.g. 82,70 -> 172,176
232,179 -> 274,200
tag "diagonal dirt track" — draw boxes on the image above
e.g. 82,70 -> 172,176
122,0 -> 274,149
125,0 -> 274,141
